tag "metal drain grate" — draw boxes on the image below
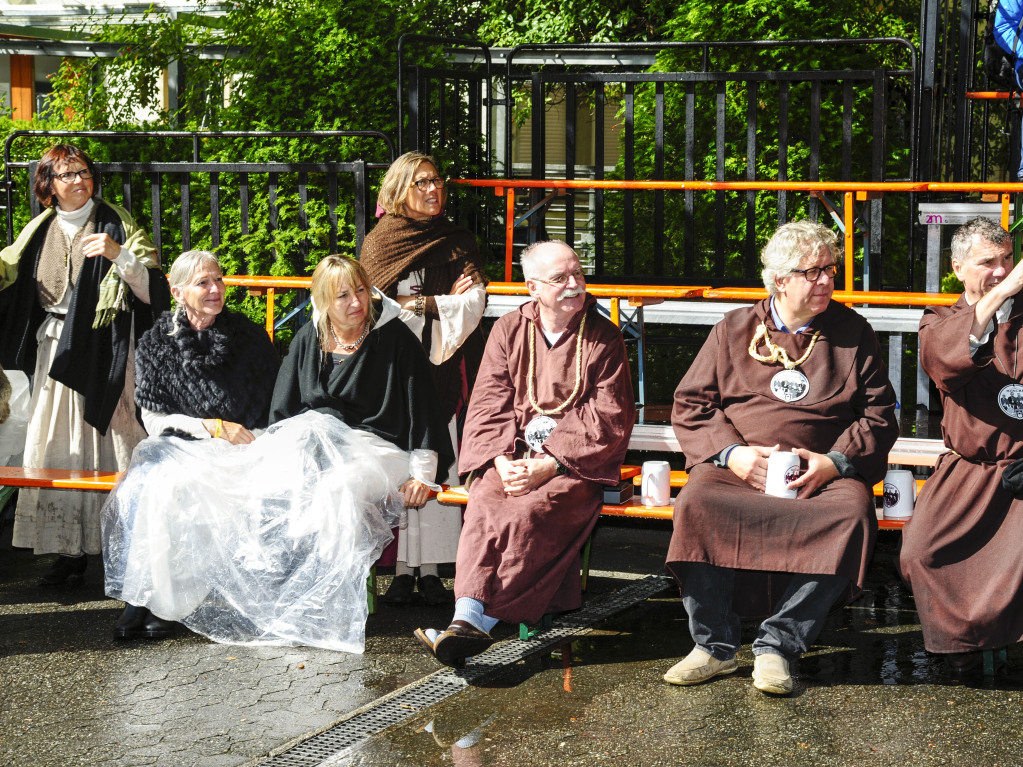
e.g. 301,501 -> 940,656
254,575 -> 673,766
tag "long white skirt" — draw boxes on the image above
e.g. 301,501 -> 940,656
396,416 -> 461,566
13,316 -> 145,555
101,411 -> 406,653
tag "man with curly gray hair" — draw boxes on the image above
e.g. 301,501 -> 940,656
663,219 -> 897,695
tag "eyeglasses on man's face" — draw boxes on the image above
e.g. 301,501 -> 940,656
532,268 -> 586,286
791,263 -> 839,282
55,168 -> 93,183
410,177 -> 445,192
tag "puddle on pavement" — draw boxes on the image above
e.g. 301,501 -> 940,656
345,536 -> 1023,766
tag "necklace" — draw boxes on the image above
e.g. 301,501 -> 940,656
994,327 -> 1023,419
527,315 -> 587,415
748,322 -> 821,370
329,319 -> 369,351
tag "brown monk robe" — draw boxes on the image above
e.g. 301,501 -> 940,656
667,299 -> 898,605
900,296 -> 1023,654
455,294 -> 635,623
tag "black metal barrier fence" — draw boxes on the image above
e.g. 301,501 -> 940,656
2,130 -> 395,262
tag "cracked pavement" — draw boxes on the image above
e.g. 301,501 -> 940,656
4,520 -> 1023,767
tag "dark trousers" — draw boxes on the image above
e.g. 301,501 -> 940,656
679,561 -> 848,662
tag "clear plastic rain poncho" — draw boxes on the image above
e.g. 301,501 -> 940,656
101,411 -> 406,653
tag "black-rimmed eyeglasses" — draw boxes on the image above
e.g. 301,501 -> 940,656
791,264 -> 839,282
54,169 -> 93,183
410,177 -> 445,191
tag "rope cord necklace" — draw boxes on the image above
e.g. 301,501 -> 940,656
527,315 -> 586,415
748,320 -> 820,403
748,322 -> 821,370
994,325 -> 1023,419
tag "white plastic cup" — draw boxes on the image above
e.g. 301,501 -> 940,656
883,469 -> 917,519
641,460 -> 671,506
765,451 -> 800,499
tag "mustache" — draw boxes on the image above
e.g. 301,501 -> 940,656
558,288 -> 584,301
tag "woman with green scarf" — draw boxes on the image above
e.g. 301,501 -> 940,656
0,144 -> 170,586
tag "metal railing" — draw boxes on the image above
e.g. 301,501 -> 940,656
399,37 -> 918,282
2,130 -> 396,258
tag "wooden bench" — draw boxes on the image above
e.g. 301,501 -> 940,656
0,467 -> 121,491
614,467 -> 928,531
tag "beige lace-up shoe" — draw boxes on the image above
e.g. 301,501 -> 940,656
752,653 -> 793,694
663,648 -> 739,686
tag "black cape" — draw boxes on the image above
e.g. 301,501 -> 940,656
135,309 -> 279,430
269,315 -> 454,484
0,201 -> 170,434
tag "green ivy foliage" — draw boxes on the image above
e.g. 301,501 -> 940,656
593,1 -> 921,287
4,0 -> 477,334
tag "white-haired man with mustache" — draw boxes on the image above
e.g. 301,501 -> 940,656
415,240 -> 636,668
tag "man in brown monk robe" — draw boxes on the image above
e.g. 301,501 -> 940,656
900,217 -> 1023,674
664,220 -> 898,695
415,240 -> 635,669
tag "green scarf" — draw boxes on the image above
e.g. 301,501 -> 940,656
0,199 -> 159,329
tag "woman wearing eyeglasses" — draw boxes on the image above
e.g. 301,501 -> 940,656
359,151 -> 487,607
0,143 -> 170,586
662,220 -> 898,695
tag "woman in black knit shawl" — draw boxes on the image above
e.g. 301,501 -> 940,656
103,255 -> 451,653
104,250 -> 278,640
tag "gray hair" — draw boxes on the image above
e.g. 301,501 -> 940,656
168,250 -> 221,335
950,217 -> 1010,266
520,240 -> 575,280
761,220 -> 841,296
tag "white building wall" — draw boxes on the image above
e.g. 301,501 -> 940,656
0,56 -> 10,114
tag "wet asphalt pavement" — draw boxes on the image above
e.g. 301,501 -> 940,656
3,517 -> 1023,767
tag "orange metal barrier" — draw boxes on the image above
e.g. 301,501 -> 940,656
965,91 -> 1017,99
224,274 -> 963,340
703,287 -> 959,306
223,275 -> 310,339
452,178 -> 1022,293
226,174 -> 1023,336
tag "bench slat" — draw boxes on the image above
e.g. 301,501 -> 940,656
0,467 -> 121,491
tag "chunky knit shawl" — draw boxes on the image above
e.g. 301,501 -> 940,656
359,214 -> 484,313
360,213 -> 487,422
135,309 -> 279,430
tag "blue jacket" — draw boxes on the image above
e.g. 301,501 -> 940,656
995,0 -> 1023,72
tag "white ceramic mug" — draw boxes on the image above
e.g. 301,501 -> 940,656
765,451 -> 801,499
641,460 -> 671,506
883,469 -> 917,519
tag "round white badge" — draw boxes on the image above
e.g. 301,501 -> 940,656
525,415 -> 557,453
770,369 -> 810,403
998,384 -> 1023,419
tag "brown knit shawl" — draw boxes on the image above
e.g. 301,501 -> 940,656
36,207 -> 97,307
359,213 -> 487,424
360,214 -> 485,303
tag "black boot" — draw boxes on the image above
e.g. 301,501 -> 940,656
382,574 -> 417,605
417,574 -> 454,606
38,555 -> 87,587
142,613 -> 179,640
114,604 -> 150,640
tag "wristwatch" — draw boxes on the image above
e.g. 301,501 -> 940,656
553,457 -> 569,476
